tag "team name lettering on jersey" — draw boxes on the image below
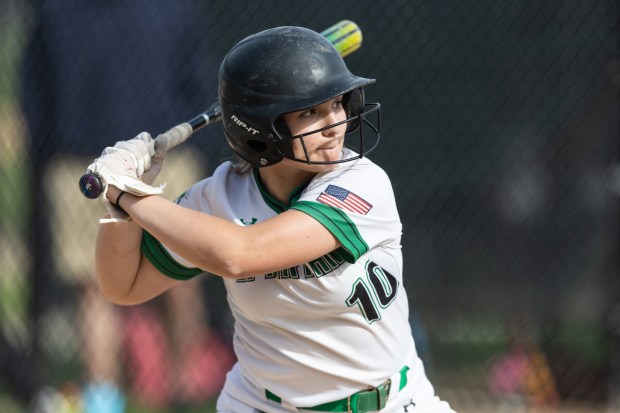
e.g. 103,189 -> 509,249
266,266 -> 300,279
235,258 -> 399,324
239,217 -> 257,225
303,251 -> 346,277
174,189 -> 192,204
236,250 -> 346,283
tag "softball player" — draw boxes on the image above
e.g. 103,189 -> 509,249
91,26 -> 456,413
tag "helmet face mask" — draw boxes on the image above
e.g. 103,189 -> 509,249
219,26 -> 381,168
275,102 -> 381,165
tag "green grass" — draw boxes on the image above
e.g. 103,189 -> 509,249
126,399 -> 216,413
0,394 -> 22,413
0,157 -> 29,326
0,160 -> 28,235
0,12 -> 29,232
0,17 -> 25,103
549,322 -> 609,368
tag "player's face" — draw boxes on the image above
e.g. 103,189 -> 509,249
281,97 -> 347,170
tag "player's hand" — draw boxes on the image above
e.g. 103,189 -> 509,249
100,131 -> 155,177
86,132 -> 164,197
86,132 -> 165,222
140,134 -> 168,186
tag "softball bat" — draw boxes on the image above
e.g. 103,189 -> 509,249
79,20 -> 363,199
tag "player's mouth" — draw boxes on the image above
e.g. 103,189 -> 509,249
315,145 -> 342,158
312,145 -> 343,163
317,137 -> 344,150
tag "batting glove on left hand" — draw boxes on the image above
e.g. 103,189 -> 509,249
87,132 -> 166,221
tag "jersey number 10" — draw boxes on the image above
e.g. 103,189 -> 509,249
347,261 -> 398,323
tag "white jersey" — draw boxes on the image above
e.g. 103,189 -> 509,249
141,149 -> 424,407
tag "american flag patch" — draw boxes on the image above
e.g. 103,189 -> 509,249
317,185 -> 372,215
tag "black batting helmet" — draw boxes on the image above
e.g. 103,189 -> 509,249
218,26 -> 381,167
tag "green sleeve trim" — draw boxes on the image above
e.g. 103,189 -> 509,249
291,201 -> 368,263
141,231 -> 204,280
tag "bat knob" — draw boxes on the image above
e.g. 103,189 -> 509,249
79,173 -> 104,199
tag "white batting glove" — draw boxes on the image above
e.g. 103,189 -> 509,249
87,132 -> 165,195
87,132 -> 167,222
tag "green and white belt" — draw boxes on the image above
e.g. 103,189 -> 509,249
265,365 -> 410,413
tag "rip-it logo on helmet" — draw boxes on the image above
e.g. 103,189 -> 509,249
231,114 -> 260,135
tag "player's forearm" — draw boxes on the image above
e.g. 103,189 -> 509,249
120,193 -> 253,278
95,219 -> 144,302
117,190 -> 342,279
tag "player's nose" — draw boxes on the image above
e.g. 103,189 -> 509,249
321,112 -> 342,137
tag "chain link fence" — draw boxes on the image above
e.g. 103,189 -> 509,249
1,0 -> 618,412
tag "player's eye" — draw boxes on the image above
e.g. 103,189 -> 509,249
300,109 -> 316,118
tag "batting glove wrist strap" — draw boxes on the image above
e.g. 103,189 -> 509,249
98,190 -> 131,224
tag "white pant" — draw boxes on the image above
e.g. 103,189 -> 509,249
215,358 -> 457,413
